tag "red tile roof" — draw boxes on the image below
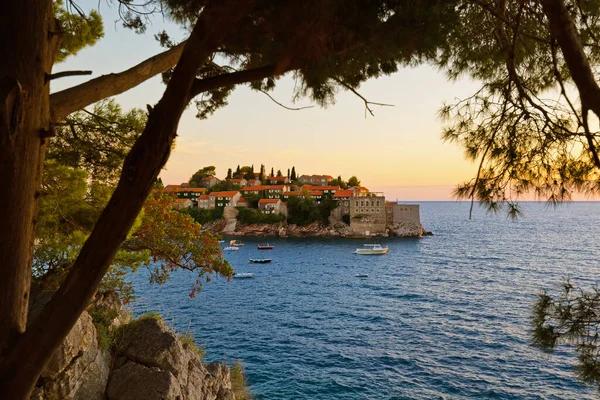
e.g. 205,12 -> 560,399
237,198 -> 247,203
229,178 -> 245,183
265,185 -> 286,190
210,191 -> 239,197
259,199 -> 280,204
301,185 -> 339,191
199,195 -> 209,200
177,187 -> 205,193
174,198 -> 190,203
240,186 -> 268,191
333,190 -> 354,198
283,191 -> 302,196
201,176 -> 216,181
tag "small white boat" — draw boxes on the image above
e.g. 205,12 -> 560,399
233,272 -> 254,279
230,240 -> 244,247
353,244 -> 388,255
223,246 -> 239,251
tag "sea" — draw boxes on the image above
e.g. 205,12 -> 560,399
130,201 -> 600,399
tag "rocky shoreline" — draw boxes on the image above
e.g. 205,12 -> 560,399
203,219 -> 432,238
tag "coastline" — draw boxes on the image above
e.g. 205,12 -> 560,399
203,220 -> 432,238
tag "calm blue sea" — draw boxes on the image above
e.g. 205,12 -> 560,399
130,201 -> 600,399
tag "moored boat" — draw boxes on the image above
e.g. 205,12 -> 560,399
257,243 -> 274,250
249,258 -> 272,264
353,244 -> 388,255
233,272 -> 254,279
223,246 -> 239,251
230,240 -> 244,247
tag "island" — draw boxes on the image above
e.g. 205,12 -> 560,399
163,166 -> 430,238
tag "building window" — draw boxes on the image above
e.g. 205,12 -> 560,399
376,201 -> 379,206
376,209 -> 380,213
356,201 -> 359,206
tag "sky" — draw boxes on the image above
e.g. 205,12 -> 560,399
53,2 -> 497,201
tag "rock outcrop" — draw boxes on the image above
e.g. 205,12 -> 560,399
30,292 -> 112,400
207,219 -> 429,238
108,316 -> 233,400
31,292 -> 234,400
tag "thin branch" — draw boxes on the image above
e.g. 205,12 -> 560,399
332,77 -> 394,117
46,70 -> 92,81
257,89 -> 314,111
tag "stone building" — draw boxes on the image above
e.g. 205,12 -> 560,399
348,192 -> 386,234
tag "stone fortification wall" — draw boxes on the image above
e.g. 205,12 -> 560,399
392,204 -> 421,225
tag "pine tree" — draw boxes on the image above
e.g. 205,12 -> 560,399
226,168 -> 232,179
270,167 -> 274,177
290,166 -> 296,181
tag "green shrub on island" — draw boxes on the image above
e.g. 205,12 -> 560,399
181,207 -> 224,224
236,207 -> 285,224
286,196 -> 337,226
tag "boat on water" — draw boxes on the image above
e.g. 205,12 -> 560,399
233,272 -> 254,279
257,243 -> 274,250
249,258 -> 272,264
353,244 -> 388,255
230,240 -> 244,247
355,273 -> 369,278
223,246 -> 239,251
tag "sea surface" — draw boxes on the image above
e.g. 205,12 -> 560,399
131,201 -> 600,399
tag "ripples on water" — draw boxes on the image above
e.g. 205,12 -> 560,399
131,202 -> 600,399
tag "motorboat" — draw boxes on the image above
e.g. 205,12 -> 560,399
355,273 -> 369,278
257,243 -> 274,250
232,272 -> 254,279
249,258 -> 272,264
230,240 -> 244,247
223,246 -> 239,251
353,244 -> 388,255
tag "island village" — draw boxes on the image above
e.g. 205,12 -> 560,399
162,166 -> 428,238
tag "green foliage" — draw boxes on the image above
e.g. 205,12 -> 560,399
532,280 -> 600,389
347,176 -> 361,187
181,207 -> 224,224
437,1 -> 600,216
179,331 -> 206,360
229,360 -> 253,400
290,167 -> 296,182
53,0 -> 104,63
189,166 -> 216,187
236,208 -> 285,224
285,194 -> 335,226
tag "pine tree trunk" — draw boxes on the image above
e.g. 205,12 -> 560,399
0,0 -> 56,355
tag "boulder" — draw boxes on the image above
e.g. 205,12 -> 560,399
108,316 -> 233,400
30,291 -> 111,400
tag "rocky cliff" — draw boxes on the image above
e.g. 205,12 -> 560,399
30,292 -> 235,400
204,220 -> 430,238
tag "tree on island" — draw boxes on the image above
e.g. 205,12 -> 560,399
189,166 -> 216,187
259,164 -> 266,181
270,167 -> 275,177
287,168 -> 290,179
347,176 -> 361,187
276,169 -> 283,177
290,167 -> 297,182
226,168 -> 232,179
233,165 -> 242,179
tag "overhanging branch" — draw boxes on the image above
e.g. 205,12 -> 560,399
50,41 -> 187,123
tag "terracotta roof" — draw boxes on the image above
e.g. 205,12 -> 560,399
165,184 -> 180,189
322,175 -> 334,180
301,185 -> 339,191
229,178 -> 245,183
333,190 -> 354,198
259,199 -> 280,204
308,191 -> 323,196
210,191 -> 239,197
240,186 -> 268,191
265,185 -> 286,190
283,191 -> 302,196
177,187 -> 205,193
201,176 -> 216,181
174,198 -> 190,203
237,198 -> 247,203
247,179 -> 259,183
266,176 -> 287,181
199,195 -> 209,200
